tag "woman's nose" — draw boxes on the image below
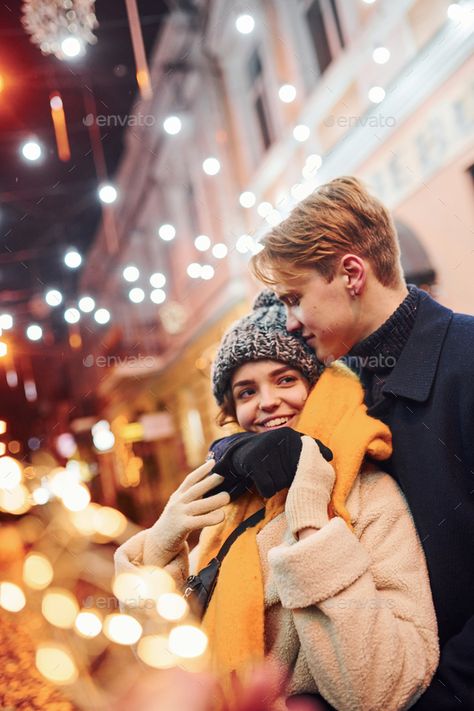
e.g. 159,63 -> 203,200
258,388 -> 280,411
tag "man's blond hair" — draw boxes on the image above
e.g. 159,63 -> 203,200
251,176 -> 404,288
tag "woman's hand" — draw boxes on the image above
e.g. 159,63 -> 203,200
285,436 -> 336,538
143,459 -> 231,566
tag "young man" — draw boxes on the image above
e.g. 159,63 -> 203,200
252,176 -> 474,710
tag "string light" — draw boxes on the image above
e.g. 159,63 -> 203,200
293,124 -> 310,142
21,140 -> 42,161
94,308 -> 111,325
212,243 -> 228,259
257,201 -> 272,218
150,289 -> 166,304
64,249 -> 82,269
128,287 -> 145,303
64,308 -> 80,324
187,263 -> 201,278
265,209 -> 283,226
78,296 -> 95,313
123,265 -> 140,282
26,324 -> 43,341
194,234 -> 211,251
372,46 -> 390,64
158,224 -> 176,241
0,314 -> 13,329
163,115 -> 182,135
45,289 -> 63,307
235,14 -> 255,34
200,265 -> 214,280
149,272 -> 166,288
202,157 -> 220,175
368,86 -> 385,103
60,36 -> 82,58
98,184 -> 118,204
239,191 -> 256,208
278,84 -> 296,103
236,234 -> 254,254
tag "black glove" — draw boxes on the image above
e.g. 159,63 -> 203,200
208,428 -> 332,500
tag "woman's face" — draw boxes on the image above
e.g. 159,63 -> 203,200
230,359 -> 310,433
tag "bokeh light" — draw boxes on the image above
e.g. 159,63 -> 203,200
42,589 -> 80,629
23,553 -> 54,590
168,625 -> 208,658
36,644 -> 78,685
103,613 -> 142,645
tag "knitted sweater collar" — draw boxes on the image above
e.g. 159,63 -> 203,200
348,285 -> 419,372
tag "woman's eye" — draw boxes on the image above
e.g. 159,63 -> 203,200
285,295 -> 300,307
279,376 -> 296,385
237,388 -> 254,399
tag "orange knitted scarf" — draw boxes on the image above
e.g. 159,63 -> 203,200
197,362 -> 392,686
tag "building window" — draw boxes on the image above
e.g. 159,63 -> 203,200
247,49 -> 273,151
304,0 -> 345,75
185,179 -> 201,237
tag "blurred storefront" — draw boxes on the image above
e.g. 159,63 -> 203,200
77,0 -> 474,521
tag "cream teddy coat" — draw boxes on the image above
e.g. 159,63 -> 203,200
114,438 -> 439,711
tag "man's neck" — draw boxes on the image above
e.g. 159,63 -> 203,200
357,282 -> 410,342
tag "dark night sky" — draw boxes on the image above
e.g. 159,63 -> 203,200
0,0 -> 169,443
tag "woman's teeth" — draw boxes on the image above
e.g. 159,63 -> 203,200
263,416 -> 291,428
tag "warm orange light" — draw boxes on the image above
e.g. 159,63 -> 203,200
136,69 -> 152,99
69,332 -> 82,349
0,342 -> 7,357
50,92 -> 71,162
0,420 -> 6,435
0,75 -> 4,93
8,440 -> 20,454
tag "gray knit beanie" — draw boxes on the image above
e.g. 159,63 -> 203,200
211,290 -> 321,405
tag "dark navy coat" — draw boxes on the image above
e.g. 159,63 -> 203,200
365,289 -> 474,709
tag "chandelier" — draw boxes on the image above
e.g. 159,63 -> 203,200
22,0 -> 98,60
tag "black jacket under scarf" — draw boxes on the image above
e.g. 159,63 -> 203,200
353,287 -> 474,710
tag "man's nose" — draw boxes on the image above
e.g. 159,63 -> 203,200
286,308 -> 302,332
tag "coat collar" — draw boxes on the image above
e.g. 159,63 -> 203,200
381,290 -> 453,402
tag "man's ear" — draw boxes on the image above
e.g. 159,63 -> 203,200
339,254 -> 366,296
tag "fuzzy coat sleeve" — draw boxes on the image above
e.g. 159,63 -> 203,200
268,445 -> 439,711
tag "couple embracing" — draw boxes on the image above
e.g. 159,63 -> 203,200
116,177 -> 474,711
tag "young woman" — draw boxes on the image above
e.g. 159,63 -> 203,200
115,292 -> 438,711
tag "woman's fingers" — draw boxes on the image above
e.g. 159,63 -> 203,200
179,459 -> 216,492
187,491 -> 230,516
191,509 -> 226,529
184,472 -> 225,502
